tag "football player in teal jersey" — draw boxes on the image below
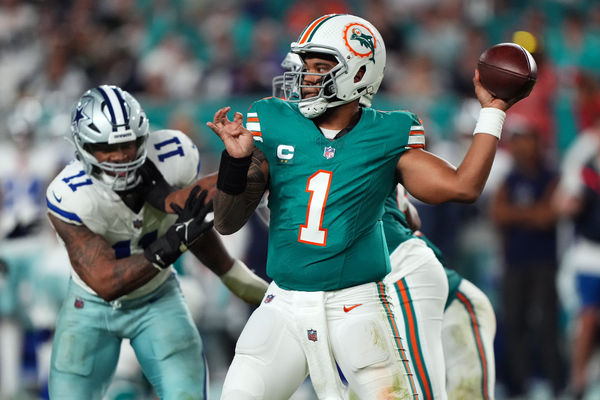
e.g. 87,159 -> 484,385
272,52 -> 450,399
271,53 -> 495,400
390,185 -> 497,400
46,86 -> 268,399
206,13 -> 522,400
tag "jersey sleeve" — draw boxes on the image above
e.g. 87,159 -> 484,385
46,162 -> 104,232
247,102 -> 264,149
146,130 -> 201,188
405,112 -> 425,150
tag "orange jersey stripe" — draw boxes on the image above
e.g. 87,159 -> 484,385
251,131 -> 262,136
409,131 -> 424,135
457,291 -> 489,400
406,144 -> 425,149
247,117 -> 259,122
397,280 -> 433,400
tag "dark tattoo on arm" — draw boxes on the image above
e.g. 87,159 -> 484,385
214,148 -> 269,234
48,213 -> 159,301
187,228 -> 234,276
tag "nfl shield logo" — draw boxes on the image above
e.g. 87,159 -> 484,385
323,146 -> 335,159
264,294 -> 275,303
133,219 -> 143,229
307,329 -> 318,342
74,298 -> 85,309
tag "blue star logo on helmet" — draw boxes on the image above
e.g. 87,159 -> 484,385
343,23 -> 376,63
72,98 -> 91,128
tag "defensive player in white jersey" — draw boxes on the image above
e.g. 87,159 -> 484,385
205,14 -> 522,400
45,85 -> 268,399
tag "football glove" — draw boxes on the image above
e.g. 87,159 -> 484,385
144,186 -> 213,269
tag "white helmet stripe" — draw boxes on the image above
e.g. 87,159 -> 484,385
112,87 -> 130,130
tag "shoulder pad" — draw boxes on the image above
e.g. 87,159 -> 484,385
146,130 -> 200,188
46,161 -> 98,226
247,98 -> 298,145
378,110 -> 425,149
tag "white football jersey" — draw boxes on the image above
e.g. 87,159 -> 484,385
46,129 -> 200,299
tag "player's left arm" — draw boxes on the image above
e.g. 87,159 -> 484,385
186,228 -> 268,305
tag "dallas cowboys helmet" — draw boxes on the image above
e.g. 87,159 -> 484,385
70,85 -> 149,191
286,14 -> 386,118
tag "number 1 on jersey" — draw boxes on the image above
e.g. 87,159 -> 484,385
299,170 -> 332,246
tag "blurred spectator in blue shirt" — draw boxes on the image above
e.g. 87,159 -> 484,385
491,120 -> 563,398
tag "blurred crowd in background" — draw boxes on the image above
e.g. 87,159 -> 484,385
1,0 -> 600,399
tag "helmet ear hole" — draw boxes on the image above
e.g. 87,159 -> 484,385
354,66 -> 366,83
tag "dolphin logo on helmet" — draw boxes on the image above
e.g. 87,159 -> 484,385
347,25 -> 376,63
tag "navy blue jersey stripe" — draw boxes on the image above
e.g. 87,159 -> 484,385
97,86 -> 118,131
46,198 -> 82,223
112,87 -> 130,129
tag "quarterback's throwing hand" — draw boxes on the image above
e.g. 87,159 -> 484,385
206,107 -> 254,158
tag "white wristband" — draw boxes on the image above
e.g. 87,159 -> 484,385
473,107 -> 506,139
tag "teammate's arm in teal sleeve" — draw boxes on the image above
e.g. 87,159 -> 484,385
48,213 -> 159,302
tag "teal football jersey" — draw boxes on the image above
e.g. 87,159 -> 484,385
249,97 -> 424,291
382,187 -> 417,253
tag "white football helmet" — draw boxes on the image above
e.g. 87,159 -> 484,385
287,14 -> 386,118
272,52 -> 303,99
70,85 -> 149,191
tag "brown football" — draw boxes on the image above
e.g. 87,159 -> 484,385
477,43 -> 538,101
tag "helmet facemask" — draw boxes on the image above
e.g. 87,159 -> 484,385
78,137 -> 148,192
281,59 -> 343,111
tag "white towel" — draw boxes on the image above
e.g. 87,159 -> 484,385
294,291 -> 345,400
